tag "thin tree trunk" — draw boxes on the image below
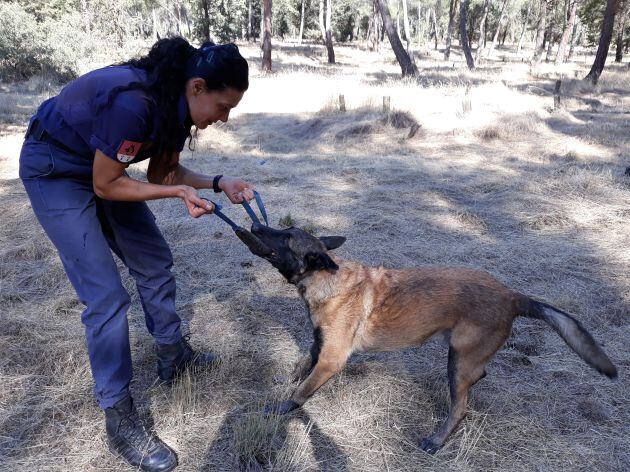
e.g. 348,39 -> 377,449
545,11 -> 556,61
262,0 -> 272,72
531,0 -> 548,65
431,8 -> 439,49
488,0 -> 510,58
460,0 -> 475,69
325,0 -> 335,63
517,1 -> 532,56
298,0 -> 305,44
585,0 -> 621,83
475,0 -> 490,64
568,19 -> 580,59
247,0 -> 252,41
375,0 -> 419,76
200,0 -> 210,42
614,2 -> 628,62
402,0 -> 413,53
319,0 -> 327,43
555,0 -> 579,63
444,0 -> 459,60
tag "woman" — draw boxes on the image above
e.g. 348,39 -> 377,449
19,37 -> 253,471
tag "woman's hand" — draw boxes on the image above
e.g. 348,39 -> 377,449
178,185 -> 215,218
219,176 -> 255,204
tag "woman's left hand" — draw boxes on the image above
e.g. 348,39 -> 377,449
219,176 -> 255,204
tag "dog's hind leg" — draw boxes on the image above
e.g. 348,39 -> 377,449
420,327 -> 507,454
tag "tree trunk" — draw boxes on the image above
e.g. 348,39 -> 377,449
531,0 -> 548,65
444,0 -> 459,60
402,0 -> 413,53
585,0 -> 621,83
555,0 -> 579,64
325,0 -> 335,63
375,0 -> 419,76
488,0 -> 510,58
568,19 -> 580,59
460,0 -> 475,69
298,0 -> 305,44
475,0 -> 490,64
200,0 -> 211,42
517,1 -> 532,56
614,2 -> 628,62
544,11 -> 556,62
431,7 -> 439,49
262,0 -> 272,72
319,0 -> 327,43
247,0 -> 252,41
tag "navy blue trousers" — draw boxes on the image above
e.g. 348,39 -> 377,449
20,138 -> 182,409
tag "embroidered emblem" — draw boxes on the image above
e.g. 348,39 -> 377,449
117,140 -> 142,163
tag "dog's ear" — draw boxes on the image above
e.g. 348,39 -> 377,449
319,236 -> 346,250
304,252 -> 339,271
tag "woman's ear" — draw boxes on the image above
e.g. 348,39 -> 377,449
304,252 -> 339,271
188,78 -> 205,96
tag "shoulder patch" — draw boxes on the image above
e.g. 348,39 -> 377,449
117,140 -> 142,163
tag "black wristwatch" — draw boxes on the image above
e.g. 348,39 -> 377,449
213,174 -> 223,193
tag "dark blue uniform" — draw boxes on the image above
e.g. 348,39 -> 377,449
19,65 -> 191,409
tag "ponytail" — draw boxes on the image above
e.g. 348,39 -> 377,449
100,37 -> 248,163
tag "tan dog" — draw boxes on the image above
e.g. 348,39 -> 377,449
244,223 -> 618,453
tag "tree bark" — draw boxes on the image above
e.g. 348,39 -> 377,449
262,0 -> 272,72
319,0 -> 327,42
555,0 -> 579,64
531,0 -> 548,66
375,0 -> 419,76
298,0 -> 305,44
460,0 -> 475,69
517,1 -> 532,56
444,0 -> 459,60
545,16 -> 556,62
431,7 -> 439,49
614,1 -> 628,62
325,0 -> 335,63
585,0 -> 621,83
402,0 -> 413,53
200,0 -> 211,42
488,0 -> 510,58
247,0 -> 252,41
475,0 -> 490,64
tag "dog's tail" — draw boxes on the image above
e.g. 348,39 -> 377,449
521,298 -> 618,379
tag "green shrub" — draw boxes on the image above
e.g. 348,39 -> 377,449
0,4 -> 95,83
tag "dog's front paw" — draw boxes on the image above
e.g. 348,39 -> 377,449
420,437 -> 442,455
263,400 -> 300,416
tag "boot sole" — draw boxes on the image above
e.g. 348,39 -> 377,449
108,443 -> 178,472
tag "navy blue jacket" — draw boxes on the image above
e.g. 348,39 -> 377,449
21,65 -> 190,179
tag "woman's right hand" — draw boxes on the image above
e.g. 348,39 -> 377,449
178,185 -> 215,218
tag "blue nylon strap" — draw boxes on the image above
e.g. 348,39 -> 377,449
240,199 -> 260,224
201,198 -> 241,232
254,191 -> 269,226
241,191 -> 269,226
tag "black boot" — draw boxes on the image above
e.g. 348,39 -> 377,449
104,396 -> 178,472
155,335 -> 218,384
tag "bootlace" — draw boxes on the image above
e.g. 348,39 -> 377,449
119,411 -> 160,451
180,333 -> 198,363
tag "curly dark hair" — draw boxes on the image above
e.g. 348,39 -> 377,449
100,37 -> 249,162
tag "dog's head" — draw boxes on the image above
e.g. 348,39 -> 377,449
247,222 -> 346,283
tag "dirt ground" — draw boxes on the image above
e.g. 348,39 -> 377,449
1,42 -> 629,471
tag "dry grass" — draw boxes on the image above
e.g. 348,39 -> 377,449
1,41 -> 629,471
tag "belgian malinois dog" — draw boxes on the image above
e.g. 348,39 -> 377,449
242,222 -> 618,453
